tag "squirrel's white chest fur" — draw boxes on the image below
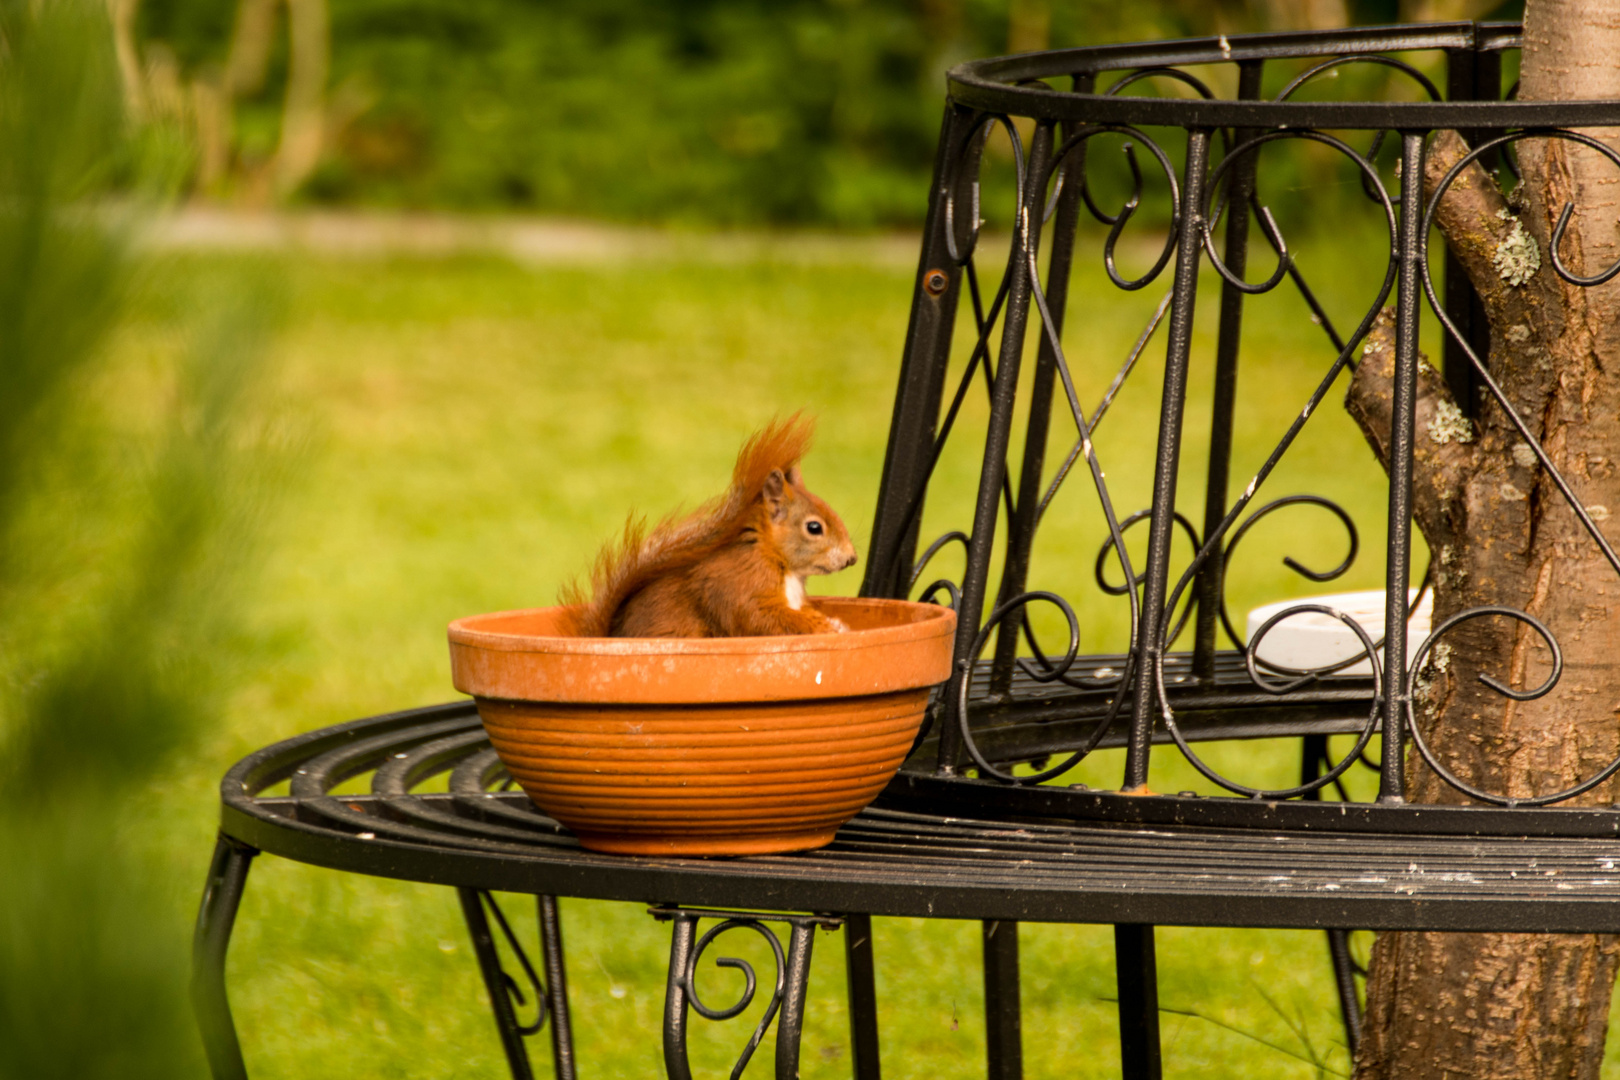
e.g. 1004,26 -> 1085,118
784,575 -> 806,610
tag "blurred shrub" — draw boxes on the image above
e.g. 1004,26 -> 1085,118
122,0 -> 1531,225
132,0 -> 1196,224
0,1 -> 283,1075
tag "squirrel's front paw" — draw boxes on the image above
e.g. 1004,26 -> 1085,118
828,616 -> 849,633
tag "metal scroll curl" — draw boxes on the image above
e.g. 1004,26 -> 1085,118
477,890 -> 548,1036
686,920 -> 782,1022
953,590 -> 1133,784
1104,66 -> 1218,101
1155,603 -> 1386,799
1200,136 -> 1293,295
943,112 -> 1028,268
909,530 -> 968,611
1272,54 -> 1442,205
1196,128 -> 1397,296
1214,494 -> 1361,658
1421,128 -> 1620,297
669,916 -> 784,1080
1402,606 -> 1620,807
656,907 -> 836,1080
1217,496 -> 1434,686
1093,507 -> 1202,646
1044,123 -> 1181,291
1274,54 -> 1442,104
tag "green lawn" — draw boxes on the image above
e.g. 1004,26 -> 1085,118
104,223 -> 1560,1079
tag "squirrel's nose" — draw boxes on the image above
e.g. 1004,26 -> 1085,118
845,549 -> 859,568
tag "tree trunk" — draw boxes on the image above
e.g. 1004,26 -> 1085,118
1348,3 -> 1620,1077
272,0 -> 328,196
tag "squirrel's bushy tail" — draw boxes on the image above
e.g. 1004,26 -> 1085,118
557,510 -> 697,637
558,413 -> 817,637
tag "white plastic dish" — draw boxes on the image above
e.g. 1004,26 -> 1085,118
1244,589 -> 1432,676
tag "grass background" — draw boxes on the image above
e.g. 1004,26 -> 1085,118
103,217 -> 1612,1079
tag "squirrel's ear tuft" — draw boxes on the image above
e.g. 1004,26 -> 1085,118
763,468 -> 787,519
732,413 -> 816,498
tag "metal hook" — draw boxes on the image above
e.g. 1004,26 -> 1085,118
1204,200 -> 1291,294
1548,201 -> 1620,287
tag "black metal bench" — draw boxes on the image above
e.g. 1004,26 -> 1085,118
195,702 -> 1620,1079
195,21 -> 1620,1080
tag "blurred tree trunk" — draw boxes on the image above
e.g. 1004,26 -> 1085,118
1007,0 -> 1050,54
1346,2 -> 1620,1077
273,0 -> 328,195
1398,0 -> 1509,21
108,0 -> 329,199
106,0 -> 145,114
1250,0 -> 1347,31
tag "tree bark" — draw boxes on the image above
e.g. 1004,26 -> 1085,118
1347,4 -> 1620,1077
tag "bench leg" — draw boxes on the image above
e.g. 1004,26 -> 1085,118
1114,924 -> 1161,1080
459,889 -> 543,1080
983,920 -> 1023,1080
192,834 -> 259,1080
1326,928 -> 1362,1055
844,913 -> 882,1080
775,920 -> 816,1080
656,907 -> 833,1080
537,895 -> 579,1080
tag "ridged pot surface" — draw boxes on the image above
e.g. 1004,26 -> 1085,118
447,597 -> 956,856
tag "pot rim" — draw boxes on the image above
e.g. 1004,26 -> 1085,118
448,596 -> 955,657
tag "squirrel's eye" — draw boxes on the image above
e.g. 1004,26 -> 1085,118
806,520 -> 824,536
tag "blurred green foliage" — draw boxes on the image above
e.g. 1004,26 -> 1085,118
137,0 -> 1180,222
127,0 -> 1518,225
0,2 -> 283,1076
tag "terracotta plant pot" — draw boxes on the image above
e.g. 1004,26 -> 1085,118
447,597 -> 956,856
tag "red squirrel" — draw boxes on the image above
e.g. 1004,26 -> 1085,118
561,415 -> 859,638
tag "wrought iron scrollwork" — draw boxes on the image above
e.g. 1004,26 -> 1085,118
909,530 -> 968,610
872,27 -> 1620,818
953,590 -> 1128,784
1123,129 -> 1400,797
653,906 -> 840,1080
1052,124 -> 1182,290
457,888 -> 579,1080
466,890 -> 548,1036
1149,602 -> 1386,800
1402,606 -> 1620,807
916,111 -> 1406,795
1214,494 -> 1361,655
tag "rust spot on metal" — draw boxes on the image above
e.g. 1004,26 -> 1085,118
923,269 -> 950,296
